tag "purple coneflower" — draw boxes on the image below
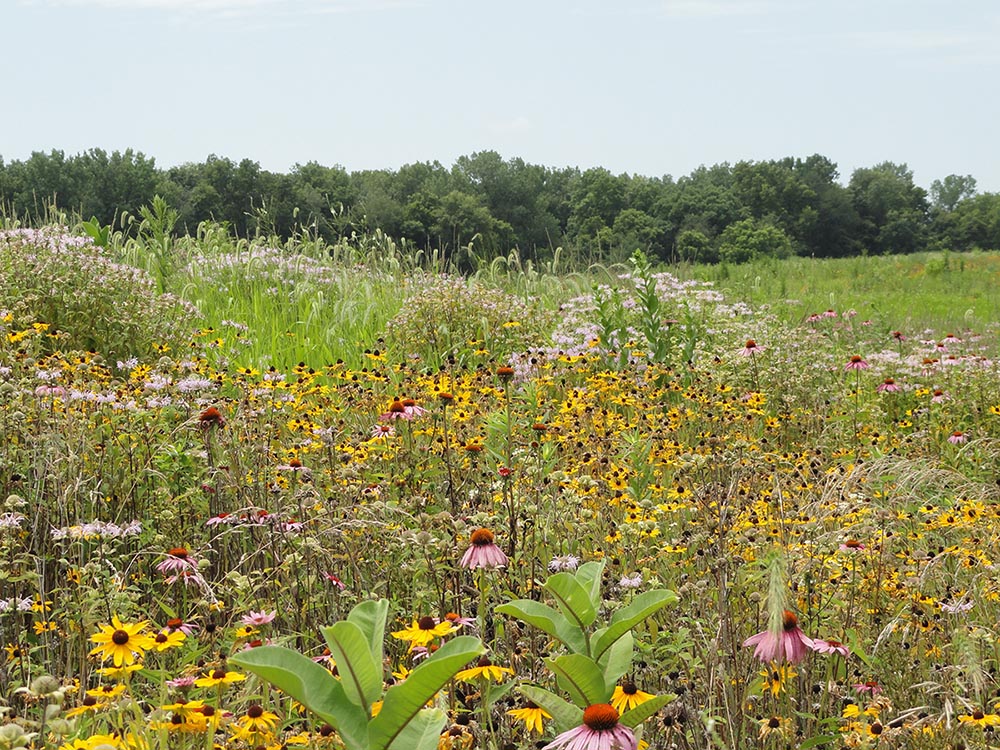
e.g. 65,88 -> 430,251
371,423 -> 395,440
854,681 -> 883,695
240,610 -> 277,627
739,339 -> 763,357
839,539 -> 866,552
460,528 -> 508,569
379,400 -> 412,421
743,610 -> 814,664
844,355 -> 870,371
811,639 -> 850,657
876,378 -> 900,393
165,617 -> 199,635
156,547 -> 197,574
325,572 -> 346,590
544,703 -> 637,750
401,398 -> 427,418
948,430 -> 967,444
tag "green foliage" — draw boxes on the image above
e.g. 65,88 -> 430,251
497,561 -> 677,726
230,599 -> 485,750
384,272 -> 553,366
717,218 -> 793,263
0,227 -> 197,359
1,148 -> 994,266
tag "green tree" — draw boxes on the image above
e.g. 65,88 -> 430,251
717,218 -> 792,263
849,162 -> 929,254
930,174 -> 977,213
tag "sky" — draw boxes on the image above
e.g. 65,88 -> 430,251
3,0 -> 999,192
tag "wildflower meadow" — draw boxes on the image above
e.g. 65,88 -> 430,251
4,220 -> 1000,750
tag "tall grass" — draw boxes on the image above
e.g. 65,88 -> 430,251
686,251 -> 1000,332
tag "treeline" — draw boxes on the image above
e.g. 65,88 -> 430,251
2,148 -> 999,264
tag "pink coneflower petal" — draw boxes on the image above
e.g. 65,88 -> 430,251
460,529 -> 508,569
240,610 -> 277,626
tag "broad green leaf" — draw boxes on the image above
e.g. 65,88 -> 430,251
519,685 -> 583,734
321,621 -> 381,710
595,630 -> 633,689
495,600 -> 587,654
592,590 -> 678,662
347,598 -> 390,669
546,654 -> 612,706
368,635 -> 483,750
385,708 -> 448,750
845,629 -> 873,668
230,645 -> 367,750
574,561 -> 605,610
545,573 -> 597,629
619,693 -> 674,728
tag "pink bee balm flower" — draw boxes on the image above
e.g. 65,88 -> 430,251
743,610 -> 814,664
460,528 -> 508,569
240,610 -> 277,626
544,703 -> 637,750
948,431 -> 967,444
811,639 -> 850,657
844,355 -> 870,371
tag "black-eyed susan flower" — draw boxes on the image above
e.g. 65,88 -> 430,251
758,715 -> 792,739
959,709 -> 1000,727
454,656 -> 514,683
611,682 -> 655,713
391,616 -> 454,652
193,669 -> 246,688
150,629 -> 186,652
233,704 -> 280,737
89,616 -> 155,667
507,701 -> 551,734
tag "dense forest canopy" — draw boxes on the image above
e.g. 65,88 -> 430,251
2,147 -> 998,264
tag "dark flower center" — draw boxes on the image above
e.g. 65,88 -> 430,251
470,528 -> 495,546
582,703 -> 620,731
974,710 -> 985,720
782,611 -> 798,631
417,616 -> 437,630
247,705 -> 264,718
768,717 -> 780,729
111,629 -> 130,645
622,683 -> 638,695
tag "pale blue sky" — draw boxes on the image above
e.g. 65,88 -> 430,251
4,0 -> 999,191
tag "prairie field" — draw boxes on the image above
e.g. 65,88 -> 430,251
4,223 -> 1000,750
